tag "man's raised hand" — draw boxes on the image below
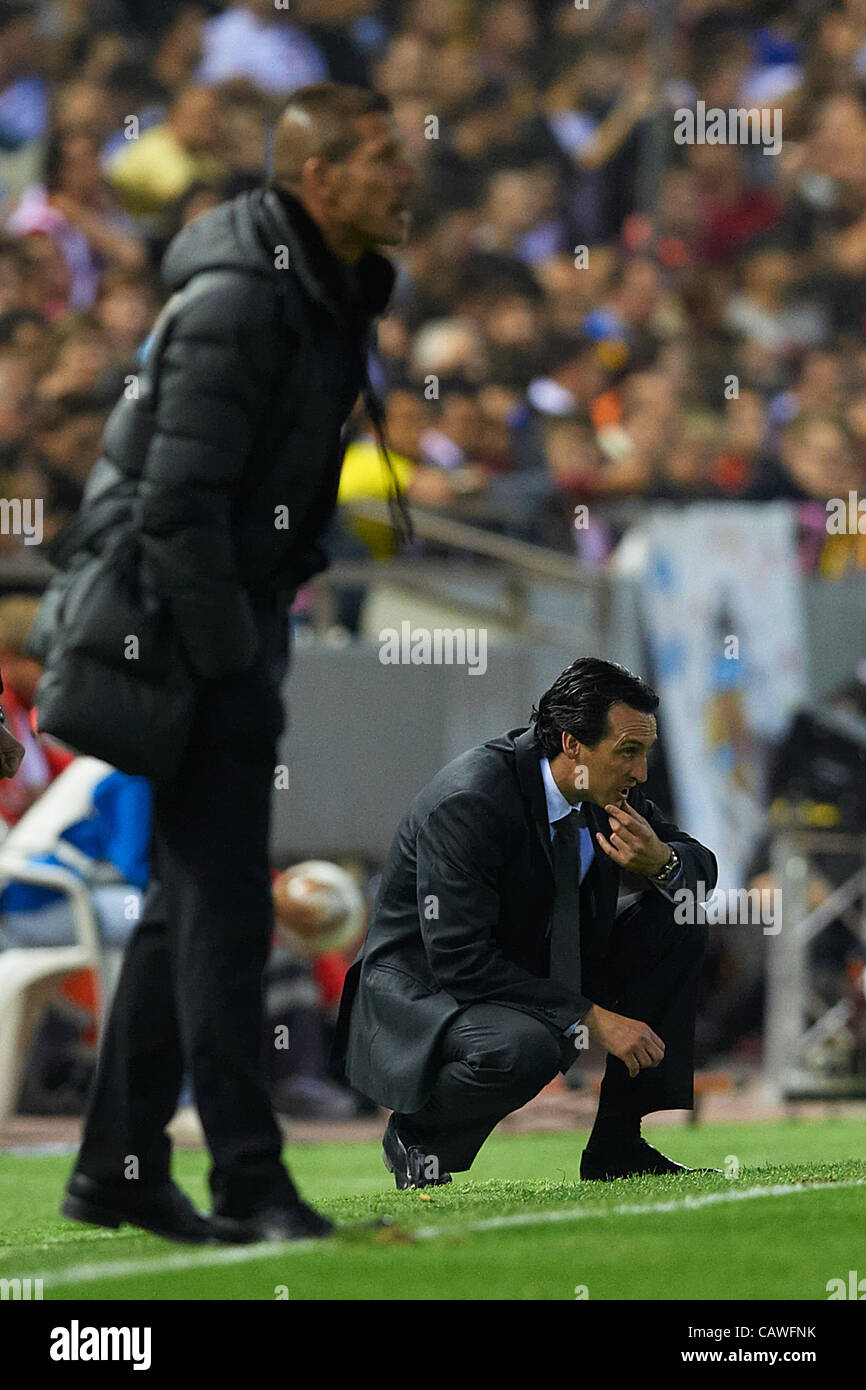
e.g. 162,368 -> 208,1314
595,801 -> 670,877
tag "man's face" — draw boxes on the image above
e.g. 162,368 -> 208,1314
386,388 -> 426,457
0,362 -> 34,441
562,702 -> 657,809
58,135 -> 104,202
329,112 -> 416,248
173,89 -> 223,154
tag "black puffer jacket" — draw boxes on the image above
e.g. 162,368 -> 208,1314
44,186 -> 397,680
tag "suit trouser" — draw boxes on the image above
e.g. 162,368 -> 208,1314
397,892 -> 708,1173
74,611 -> 296,1217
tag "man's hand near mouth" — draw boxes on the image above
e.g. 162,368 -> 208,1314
595,800 -> 672,877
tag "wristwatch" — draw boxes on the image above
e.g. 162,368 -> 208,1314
650,847 -> 680,886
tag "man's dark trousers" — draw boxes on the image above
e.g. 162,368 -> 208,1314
396,893 -> 709,1172
74,610 -> 294,1217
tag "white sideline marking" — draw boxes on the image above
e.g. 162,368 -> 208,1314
414,1176 -> 866,1238
22,1239 -> 328,1287
17,1177 -> 866,1289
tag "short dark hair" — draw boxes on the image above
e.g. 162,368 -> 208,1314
270,83 -> 392,191
530,657 -> 659,758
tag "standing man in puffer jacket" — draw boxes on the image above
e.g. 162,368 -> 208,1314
35,83 -> 415,1244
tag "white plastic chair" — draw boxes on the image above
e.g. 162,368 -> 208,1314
0,853 -> 113,1125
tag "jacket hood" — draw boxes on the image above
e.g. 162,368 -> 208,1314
161,189 -> 275,288
161,185 -> 396,326
159,184 -> 411,548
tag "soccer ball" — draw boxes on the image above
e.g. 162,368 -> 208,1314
272,860 -> 366,957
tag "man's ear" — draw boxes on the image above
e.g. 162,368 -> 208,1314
562,731 -> 581,761
300,155 -> 329,201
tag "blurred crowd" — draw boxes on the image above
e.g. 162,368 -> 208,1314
2,0 -> 866,586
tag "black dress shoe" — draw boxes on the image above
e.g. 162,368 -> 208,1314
62,1172 -> 211,1243
382,1114 -> 452,1191
210,1201 -> 334,1244
580,1138 -> 722,1181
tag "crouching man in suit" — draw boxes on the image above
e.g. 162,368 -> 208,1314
333,657 -> 718,1187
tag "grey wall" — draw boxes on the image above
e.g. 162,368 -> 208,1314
269,573 -> 865,864
272,639 -> 554,862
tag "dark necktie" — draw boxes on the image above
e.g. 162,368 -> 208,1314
549,807 -> 585,996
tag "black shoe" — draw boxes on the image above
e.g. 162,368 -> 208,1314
62,1173 -> 211,1243
382,1114 -> 452,1191
210,1201 -> 334,1244
580,1138 -> 722,1181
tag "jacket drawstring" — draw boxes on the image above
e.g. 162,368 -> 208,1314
358,352 -> 415,552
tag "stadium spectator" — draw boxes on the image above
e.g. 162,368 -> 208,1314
0,753 -> 150,948
0,345 -> 33,471
0,1 -> 48,156
6,0 -> 866,584
106,84 -> 226,221
196,0 -> 328,96
93,269 -> 160,367
6,127 -> 144,310
0,594 -> 71,828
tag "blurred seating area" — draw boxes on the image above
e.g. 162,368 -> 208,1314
2,1 -> 866,581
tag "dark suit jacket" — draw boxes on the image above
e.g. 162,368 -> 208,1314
333,725 -> 717,1112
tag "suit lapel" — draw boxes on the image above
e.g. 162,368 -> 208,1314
513,727 -> 553,876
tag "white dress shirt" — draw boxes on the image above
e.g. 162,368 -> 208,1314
539,757 -> 682,908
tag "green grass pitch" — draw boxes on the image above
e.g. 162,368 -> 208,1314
1,1119 -> 865,1300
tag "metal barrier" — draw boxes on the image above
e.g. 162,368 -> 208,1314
765,831 -> 866,1101
316,500 -> 614,652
